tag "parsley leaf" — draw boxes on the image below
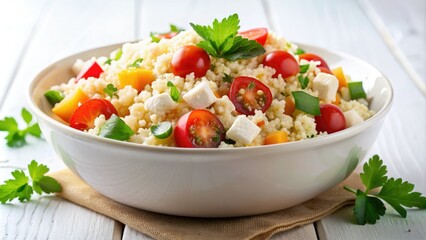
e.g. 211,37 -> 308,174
103,83 -> 118,98
0,160 -> 61,204
299,64 -> 310,73
222,73 -> 233,83
190,14 -> 265,61
129,58 -> 143,68
297,75 -> 309,89
167,81 -> 180,102
344,154 -> 426,225
295,48 -> 305,55
105,48 -> 123,65
0,108 -> 42,147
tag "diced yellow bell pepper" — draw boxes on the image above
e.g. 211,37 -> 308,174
264,131 -> 288,145
331,67 -> 348,89
52,88 -> 89,122
332,93 -> 341,106
118,69 -> 155,92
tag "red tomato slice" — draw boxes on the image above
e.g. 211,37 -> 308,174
157,32 -> 178,40
262,51 -> 299,79
171,45 -> 211,78
318,66 -> 332,74
315,104 -> 346,134
75,61 -> 104,82
174,109 -> 225,148
299,53 -> 330,70
70,99 -> 118,131
228,76 -> 273,115
238,28 -> 268,46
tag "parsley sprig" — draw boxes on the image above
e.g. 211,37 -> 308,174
103,83 -> 118,98
344,155 -> 426,225
0,160 -> 61,204
0,108 -> 42,147
190,14 -> 265,61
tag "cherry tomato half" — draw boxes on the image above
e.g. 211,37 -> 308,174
315,104 -> 346,134
174,109 -> 225,148
229,76 -> 273,115
171,45 -> 211,78
299,53 -> 330,70
75,61 -> 104,82
262,51 -> 299,79
238,28 -> 268,46
70,99 -> 118,131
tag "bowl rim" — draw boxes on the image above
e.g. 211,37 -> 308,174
26,42 -> 394,154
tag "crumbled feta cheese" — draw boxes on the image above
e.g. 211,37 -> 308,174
144,93 -> 176,115
226,115 -> 261,144
183,82 -> 217,109
72,59 -> 85,75
344,110 -> 364,128
313,73 -> 339,102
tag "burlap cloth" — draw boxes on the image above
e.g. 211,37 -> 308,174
49,169 -> 362,240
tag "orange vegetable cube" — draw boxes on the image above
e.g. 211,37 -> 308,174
332,94 -> 341,106
331,67 -> 348,89
284,96 -> 295,116
264,131 -> 288,145
52,88 -> 89,122
118,68 -> 155,92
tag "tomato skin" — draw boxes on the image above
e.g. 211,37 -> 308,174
75,61 -> 104,82
70,99 -> 118,131
238,28 -> 268,46
157,32 -> 178,39
174,109 -> 225,148
262,51 -> 299,79
228,76 -> 273,115
171,45 -> 211,78
318,66 -> 332,74
315,104 -> 346,134
299,53 -> 330,70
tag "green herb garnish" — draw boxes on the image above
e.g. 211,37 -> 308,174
190,14 -> 265,61
291,91 -> 320,116
344,155 -> 426,225
222,73 -> 233,83
150,24 -> 185,43
167,81 -> 180,102
103,83 -> 118,98
98,114 -> 134,141
297,75 -> 309,89
44,90 -> 64,105
0,160 -> 61,204
105,48 -> 123,65
295,48 -> 305,55
0,108 -> 42,147
348,81 -> 367,99
129,58 -> 143,68
150,121 -> 172,139
299,64 -> 310,73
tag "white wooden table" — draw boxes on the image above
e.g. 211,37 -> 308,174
1,0 -> 425,239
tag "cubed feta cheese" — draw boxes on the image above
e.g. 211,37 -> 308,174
144,93 -> 176,115
183,82 -> 217,109
226,115 -> 261,144
313,72 -> 339,102
344,110 -> 364,128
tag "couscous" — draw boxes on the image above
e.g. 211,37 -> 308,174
45,14 -> 374,148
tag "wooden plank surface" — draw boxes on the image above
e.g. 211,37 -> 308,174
0,0 -> 425,239
0,0 -> 136,238
368,0 -> 425,87
0,0 -> 46,108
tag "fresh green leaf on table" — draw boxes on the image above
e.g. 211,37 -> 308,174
344,154 -> 426,225
0,108 -> 42,147
0,160 -> 61,204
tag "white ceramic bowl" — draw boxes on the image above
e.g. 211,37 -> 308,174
27,43 -> 393,217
